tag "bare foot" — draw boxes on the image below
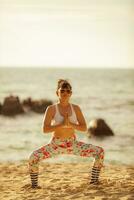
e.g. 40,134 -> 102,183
90,181 -> 100,185
22,184 -> 42,190
32,185 -> 42,189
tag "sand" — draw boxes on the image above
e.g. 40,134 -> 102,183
0,161 -> 134,200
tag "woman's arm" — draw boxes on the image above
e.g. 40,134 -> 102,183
42,106 -> 62,133
69,105 -> 87,132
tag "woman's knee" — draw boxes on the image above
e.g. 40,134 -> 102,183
29,151 -> 39,164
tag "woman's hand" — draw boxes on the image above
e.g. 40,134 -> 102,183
62,113 -> 72,128
64,113 -> 69,126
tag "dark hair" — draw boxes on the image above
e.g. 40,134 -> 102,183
57,79 -> 72,91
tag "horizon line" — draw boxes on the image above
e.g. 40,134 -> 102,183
0,65 -> 134,69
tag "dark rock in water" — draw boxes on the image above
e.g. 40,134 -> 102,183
22,98 -> 53,113
0,102 -> 2,114
31,99 -> 53,113
1,95 -> 24,116
1,95 -> 53,116
87,118 -> 114,138
22,97 -> 33,112
23,97 -> 33,108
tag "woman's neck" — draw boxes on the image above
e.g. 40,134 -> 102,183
58,100 -> 70,107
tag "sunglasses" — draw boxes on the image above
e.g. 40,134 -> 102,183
60,89 -> 72,94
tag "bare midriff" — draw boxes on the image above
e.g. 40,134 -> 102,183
53,127 -> 75,139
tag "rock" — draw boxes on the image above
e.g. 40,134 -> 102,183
31,99 -> 52,113
87,118 -> 114,138
22,98 -> 53,113
1,96 -> 53,116
1,95 -> 24,116
22,97 -> 33,112
0,102 -> 2,114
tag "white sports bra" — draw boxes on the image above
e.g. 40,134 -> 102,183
52,103 -> 78,125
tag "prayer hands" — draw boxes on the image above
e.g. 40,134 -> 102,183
62,113 -> 72,128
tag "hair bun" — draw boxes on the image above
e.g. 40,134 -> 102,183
57,79 -> 72,90
58,79 -> 66,84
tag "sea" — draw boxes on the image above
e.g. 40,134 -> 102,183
0,67 -> 134,165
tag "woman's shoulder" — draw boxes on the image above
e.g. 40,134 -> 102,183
71,104 -> 83,117
71,103 -> 81,111
46,103 -> 56,114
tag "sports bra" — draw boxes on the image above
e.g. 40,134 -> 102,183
52,103 -> 78,125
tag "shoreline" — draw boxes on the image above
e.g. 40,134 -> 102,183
1,161 -> 134,200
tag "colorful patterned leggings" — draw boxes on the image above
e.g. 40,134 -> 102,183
29,135 -> 104,173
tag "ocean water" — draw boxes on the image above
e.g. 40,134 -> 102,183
0,67 -> 134,165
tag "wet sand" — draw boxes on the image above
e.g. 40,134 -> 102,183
0,161 -> 134,200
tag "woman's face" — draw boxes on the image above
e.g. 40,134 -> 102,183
56,86 -> 72,100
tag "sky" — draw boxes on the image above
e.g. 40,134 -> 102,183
0,0 -> 133,68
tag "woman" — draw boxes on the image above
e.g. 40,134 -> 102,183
29,79 -> 104,188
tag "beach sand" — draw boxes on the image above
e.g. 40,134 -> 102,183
0,161 -> 134,200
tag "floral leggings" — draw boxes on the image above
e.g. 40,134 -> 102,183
29,135 -> 104,173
